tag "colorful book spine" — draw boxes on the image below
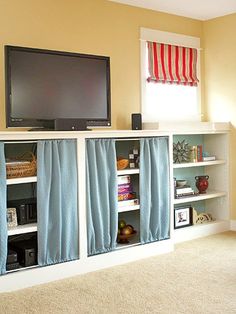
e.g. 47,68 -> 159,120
197,145 -> 203,162
189,146 -> 198,162
118,192 -> 136,201
118,183 -> 133,194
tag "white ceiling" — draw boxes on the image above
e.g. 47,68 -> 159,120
109,0 -> 236,20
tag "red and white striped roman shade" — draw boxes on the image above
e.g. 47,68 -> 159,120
147,41 -> 199,86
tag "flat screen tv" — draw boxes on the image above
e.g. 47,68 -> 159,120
5,45 -> 111,130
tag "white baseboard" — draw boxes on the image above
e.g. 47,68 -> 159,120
0,239 -> 174,292
230,220 -> 236,231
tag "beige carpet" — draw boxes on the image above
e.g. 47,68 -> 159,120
0,231 -> 236,314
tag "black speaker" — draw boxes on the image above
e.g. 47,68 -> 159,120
131,113 -> 142,130
54,119 -> 88,131
9,238 -> 37,267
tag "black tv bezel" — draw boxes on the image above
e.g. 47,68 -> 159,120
5,45 -> 111,129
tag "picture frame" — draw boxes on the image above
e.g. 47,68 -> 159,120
174,206 -> 192,229
7,208 -> 18,228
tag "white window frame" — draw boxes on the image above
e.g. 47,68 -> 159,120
140,27 -> 201,123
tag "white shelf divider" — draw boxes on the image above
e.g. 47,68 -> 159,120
118,204 -> 140,213
8,223 -> 37,236
7,176 -> 37,185
174,190 -> 227,205
117,168 -> 139,175
173,159 -> 225,169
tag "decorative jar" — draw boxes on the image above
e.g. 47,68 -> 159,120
195,175 -> 209,194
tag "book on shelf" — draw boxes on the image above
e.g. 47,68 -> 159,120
175,192 -> 195,198
118,192 -> 136,202
197,145 -> 203,162
118,198 -> 139,207
202,156 -> 216,161
175,186 -> 194,194
118,183 -> 133,194
117,175 -> 131,185
175,191 -> 197,198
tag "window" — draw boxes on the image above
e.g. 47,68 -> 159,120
140,28 -> 201,123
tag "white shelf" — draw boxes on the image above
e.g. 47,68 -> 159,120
6,264 -> 39,274
173,219 -> 230,243
173,159 -> 226,168
117,168 -> 139,175
118,204 -> 140,213
8,223 -> 37,236
7,176 -> 37,185
173,190 -> 227,205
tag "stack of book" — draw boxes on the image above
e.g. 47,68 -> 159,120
175,185 -> 195,198
118,175 -> 139,207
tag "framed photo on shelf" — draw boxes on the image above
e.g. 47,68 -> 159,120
174,206 -> 192,229
7,208 -> 18,228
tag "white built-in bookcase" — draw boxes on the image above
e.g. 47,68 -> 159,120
0,124 -> 230,291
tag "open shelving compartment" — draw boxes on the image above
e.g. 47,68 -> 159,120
5,140 -> 38,273
172,131 -> 230,243
116,138 -> 141,250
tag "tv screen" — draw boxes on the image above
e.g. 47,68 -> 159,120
5,46 -> 111,130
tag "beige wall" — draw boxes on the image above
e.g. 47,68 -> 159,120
1,1 -> 235,218
203,14 -> 236,219
0,0 -> 203,130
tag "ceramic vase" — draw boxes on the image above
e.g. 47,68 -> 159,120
195,175 -> 209,194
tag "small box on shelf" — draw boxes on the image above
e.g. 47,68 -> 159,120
128,148 -> 139,169
202,156 -> 216,161
202,151 -> 216,161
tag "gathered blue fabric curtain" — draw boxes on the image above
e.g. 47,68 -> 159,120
140,137 -> 170,244
37,140 -> 79,266
86,139 -> 118,256
0,142 -> 7,275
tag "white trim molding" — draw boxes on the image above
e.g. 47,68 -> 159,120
140,28 -> 201,49
230,220 -> 236,231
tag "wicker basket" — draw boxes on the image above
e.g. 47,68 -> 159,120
6,152 -> 37,179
